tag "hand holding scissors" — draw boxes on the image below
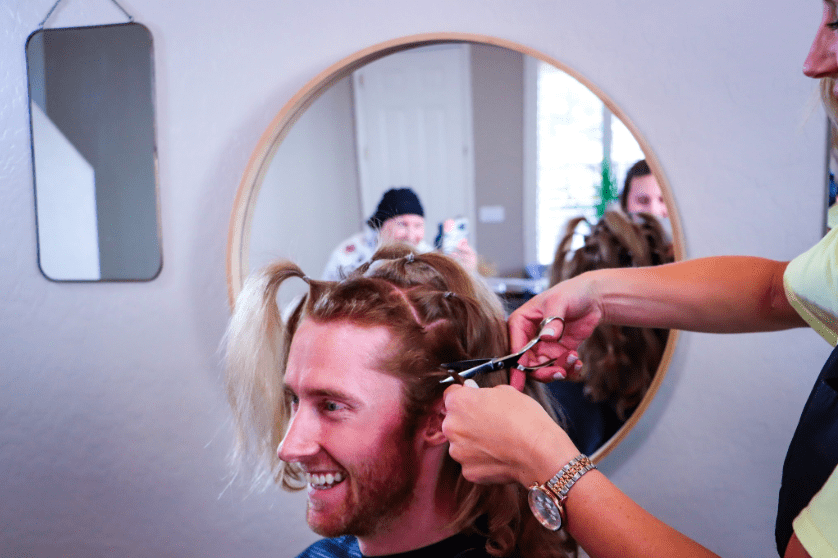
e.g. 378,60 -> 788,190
440,316 -> 566,391
507,276 -> 604,383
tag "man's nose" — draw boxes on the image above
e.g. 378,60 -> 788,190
803,25 -> 838,78
277,410 -> 320,463
655,199 -> 669,219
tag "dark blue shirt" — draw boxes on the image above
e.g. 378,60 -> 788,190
296,532 -> 491,558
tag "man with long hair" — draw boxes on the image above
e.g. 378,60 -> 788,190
225,245 -> 575,557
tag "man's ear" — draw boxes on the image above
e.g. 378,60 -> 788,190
420,398 -> 448,446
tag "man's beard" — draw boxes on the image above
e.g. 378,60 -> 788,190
306,426 -> 419,538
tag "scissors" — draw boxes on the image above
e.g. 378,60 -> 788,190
439,316 -> 564,384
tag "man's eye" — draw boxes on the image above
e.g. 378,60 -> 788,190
323,401 -> 345,412
287,394 -> 299,410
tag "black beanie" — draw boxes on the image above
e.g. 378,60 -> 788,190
366,187 -> 425,229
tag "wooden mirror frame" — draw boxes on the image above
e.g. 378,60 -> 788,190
226,32 -> 684,463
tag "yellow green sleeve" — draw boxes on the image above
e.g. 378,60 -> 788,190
783,205 -> 838,346
793,467 -> 838,558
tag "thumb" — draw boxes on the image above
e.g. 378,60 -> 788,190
443,383 -> 464,408
537,316 -> 565,342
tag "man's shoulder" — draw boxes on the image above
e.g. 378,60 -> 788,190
296,535 -> 361,558
322,230 -> 378,280
337,229 -> 378,252
293,532 -> 492,558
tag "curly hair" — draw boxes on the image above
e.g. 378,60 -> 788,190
224,244 -> 576,558
549,210 -> 673,420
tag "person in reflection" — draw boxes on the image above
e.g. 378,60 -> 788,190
545,210 -> 673,454
224,245 -> 576,558
619,159 -> 669,219
322,187 -> 477,281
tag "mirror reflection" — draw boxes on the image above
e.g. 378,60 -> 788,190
26,23 -> 161,281
247,43 -> 669,304
233,38 -> 681,458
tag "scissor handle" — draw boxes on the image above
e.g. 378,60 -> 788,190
515,357 -> 557,373
538,316 -> 565,337
516,316 -> 565,356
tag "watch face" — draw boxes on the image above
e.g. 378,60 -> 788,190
528,485 -> 563,530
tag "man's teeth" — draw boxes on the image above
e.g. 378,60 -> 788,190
306,472 -> 345,487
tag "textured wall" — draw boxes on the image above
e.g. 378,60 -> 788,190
0,0 -> 829,556
472,44 -> 525,276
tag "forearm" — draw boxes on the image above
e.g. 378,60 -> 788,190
522,431 -> 720,558
589,256 -> 805,333
564,472 -> 720,558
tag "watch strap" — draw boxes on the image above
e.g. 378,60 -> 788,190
546,454 -> 595,499
530,454 -> 596,530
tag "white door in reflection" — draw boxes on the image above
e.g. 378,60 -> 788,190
352,44 -> 475,243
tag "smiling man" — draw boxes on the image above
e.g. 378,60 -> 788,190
225,246 -> 575,558
280,320 -> 460,555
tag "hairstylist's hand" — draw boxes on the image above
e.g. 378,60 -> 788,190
509,273 -> 604,383
442,383 -> 580,487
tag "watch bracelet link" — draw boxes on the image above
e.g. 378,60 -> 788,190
543,454 -> 586,490
545,454 -> 596,500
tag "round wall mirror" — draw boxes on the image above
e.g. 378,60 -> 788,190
227,33 -> 683,461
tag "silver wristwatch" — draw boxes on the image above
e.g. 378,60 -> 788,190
528,454 -> 595,530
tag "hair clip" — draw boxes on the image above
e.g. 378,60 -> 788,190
404,252 -> 415,263
443,291 -> 455,299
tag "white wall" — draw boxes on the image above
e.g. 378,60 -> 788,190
0,1 -> 829,556
249,73 -> 361,287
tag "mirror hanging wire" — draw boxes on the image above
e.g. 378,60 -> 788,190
38,0 -> 134,29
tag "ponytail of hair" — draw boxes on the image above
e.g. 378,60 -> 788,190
223,260 -> 308,490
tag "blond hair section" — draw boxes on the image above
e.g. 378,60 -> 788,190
224,261 -> 309,490
821,76 -> 837,149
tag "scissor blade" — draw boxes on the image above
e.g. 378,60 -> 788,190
439,357 -> 518,383
440,358 -> 492,373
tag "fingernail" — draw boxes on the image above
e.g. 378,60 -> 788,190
540,327 -> 555,338
574,361 -> 582,372
464,379 -> 479,388
566,354 -> 578,367
552,370 -> 566,381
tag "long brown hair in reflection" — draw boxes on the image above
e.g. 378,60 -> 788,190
548,210 -> 673,451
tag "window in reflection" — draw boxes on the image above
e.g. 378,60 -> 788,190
534,61 -> 643,265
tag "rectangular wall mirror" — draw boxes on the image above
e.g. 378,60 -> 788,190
26,22 -> 161,281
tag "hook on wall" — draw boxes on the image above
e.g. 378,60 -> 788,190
38,0 -> 134,29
